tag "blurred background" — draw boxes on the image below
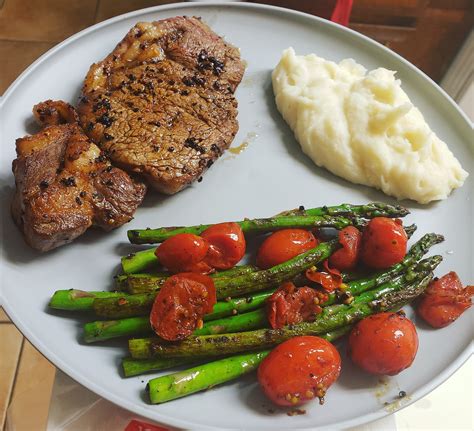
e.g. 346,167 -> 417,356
0,0 -> 473,92
0,1 -> 472,430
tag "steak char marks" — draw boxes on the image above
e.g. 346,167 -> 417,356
12,100 -> 146,252
78,16 -> 245,194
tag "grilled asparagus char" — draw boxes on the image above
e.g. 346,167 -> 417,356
128,202 -> 409,244
145,270 -> 436,404
129,258 -> 440,359
146,327 -> 353,404
82,239 -> 443,343
45,202 -> 449,405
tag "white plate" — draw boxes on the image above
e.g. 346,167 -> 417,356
0,3 -> 472,430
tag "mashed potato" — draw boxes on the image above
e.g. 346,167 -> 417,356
272,48 -> 468,204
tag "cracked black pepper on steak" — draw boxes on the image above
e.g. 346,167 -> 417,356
77,16 -> 245,195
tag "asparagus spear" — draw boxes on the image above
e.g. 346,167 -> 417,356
84,309 -> 269,343
117,264 -> 260,294
130,269 -> 436,359
207,289 -> 272,320
129,202 -> 408,244
121,248 -> 158,274
49,285 -> 272,319
123,356 -> 195,377
211,264 -> 260,279
94,241 -> 337,318
49,289 -> 124,311
280,202 -> 409,218
115,273 -> 165,292
129,214 -> 365,244
146,325 -> 352,403
84,316 -> 151,343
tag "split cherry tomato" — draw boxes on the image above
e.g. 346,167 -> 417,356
266,282 -> 326,329
329,226 -> 362,271
360,218 -> 407,269
256,229 -> 318,269
155,233 -> 209,273
150,273 -> 216,341
348,312 -> 418,376
201,222 -> 246,269
417,272 -> 473,328
305,260 -> 342,292
258,336 -> 341,407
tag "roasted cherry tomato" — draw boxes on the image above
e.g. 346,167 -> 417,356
155,233 -> 209,273
258,336 -> 341,407
417,272 -> 473,328
305,260 -> 342,292
348,312 -> 418,376
329,226 -> 362,271
201,222 -> 246,270
266,282 -> 326,329
256,229 -> 318,269
150,273 -> 216,341
360,218 -> 407,269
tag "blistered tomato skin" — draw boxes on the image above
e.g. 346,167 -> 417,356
360,218 -> 407,269
329,226 -> 362,271
201,222 -> 246,269
258,336 -> 341,407
150,273 -> 216,341
348,312 -> 418,376
266,282 -> 326,329
256,229 -> 318,269
417,272 -> 473,328
155,233 -> 209,273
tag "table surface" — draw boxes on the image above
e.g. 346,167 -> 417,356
0,1 -> 472,429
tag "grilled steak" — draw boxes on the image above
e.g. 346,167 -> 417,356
11,100 -> 146,252
77,16 -> 245,194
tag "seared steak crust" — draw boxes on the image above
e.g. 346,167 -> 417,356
11,101 -> 146,252
77,16 -> 245,194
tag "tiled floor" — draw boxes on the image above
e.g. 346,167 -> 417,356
1,308 -> 56,431
0,1 -> 178,429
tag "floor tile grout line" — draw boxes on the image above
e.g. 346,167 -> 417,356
6,338 -> 25,409
1,336 -> 24,431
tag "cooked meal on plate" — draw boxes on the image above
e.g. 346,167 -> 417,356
272,48 -> 468,204
49,202 -> 473,407
11,100 -> 146,251
5,12 -> 472,417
